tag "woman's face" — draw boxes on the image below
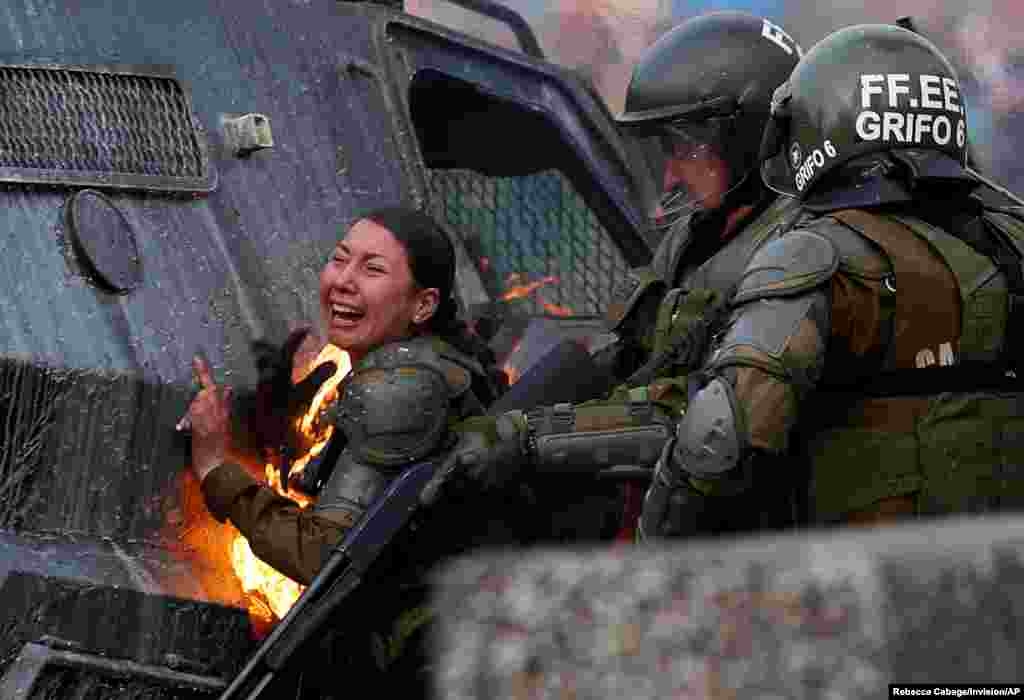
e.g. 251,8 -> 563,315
319,218 -> 439,359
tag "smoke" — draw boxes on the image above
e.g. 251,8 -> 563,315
407,0 -> 1024,194
405,0 -> 657,113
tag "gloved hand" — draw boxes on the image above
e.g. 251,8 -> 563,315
637,439 -> 717,541
419,413 -> 533,506
457,411 -> 534,491
248,326 -> 338,459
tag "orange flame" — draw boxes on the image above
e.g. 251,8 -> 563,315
501,275 -> 559,301
501,338 -> 523,385
230,344 -> 351,624
542,302 -> 573,317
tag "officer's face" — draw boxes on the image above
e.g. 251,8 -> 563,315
659,132 -> 730,215
320,219 -> 439,362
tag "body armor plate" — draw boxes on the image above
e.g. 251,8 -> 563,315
337,340 -> 453,468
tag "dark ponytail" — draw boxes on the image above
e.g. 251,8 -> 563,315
360,206 -> 500,389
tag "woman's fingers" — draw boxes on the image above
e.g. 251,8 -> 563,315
178,354 -> 224,432
192,354 -> 215,389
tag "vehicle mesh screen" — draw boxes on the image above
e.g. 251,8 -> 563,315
428,168 -> 629,317
0,65 -> 212,190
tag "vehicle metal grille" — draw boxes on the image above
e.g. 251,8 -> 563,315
428,168 -> 629,317
0,64 -> 214,191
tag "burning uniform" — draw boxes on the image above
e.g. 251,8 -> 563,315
640,23 -> 1024,538
202,334 -> 516,691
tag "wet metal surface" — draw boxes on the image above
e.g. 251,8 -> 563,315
0,643 -> 224,700
0,571 -> 252,682
67,190 -> 141,293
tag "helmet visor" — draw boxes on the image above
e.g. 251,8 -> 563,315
629,116 -> 734,237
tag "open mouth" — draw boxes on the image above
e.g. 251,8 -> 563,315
329,302 -> 365,327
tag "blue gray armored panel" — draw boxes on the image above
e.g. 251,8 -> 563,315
432,515 -> 1024,698
0,0 -> 653,685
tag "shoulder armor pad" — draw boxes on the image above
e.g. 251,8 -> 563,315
357,336 -> 472,397
434,338 -> 486,398
340,340 -> 452,468
606,267 -> 667,332
733,230 -> 839,305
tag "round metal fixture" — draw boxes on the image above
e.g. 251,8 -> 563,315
67,189 -> 141,293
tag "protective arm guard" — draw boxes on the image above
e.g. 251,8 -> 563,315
458,400 -> 673,490
640,230 -> 837,539
685,229 -> 836,478
525,401 -> 673,475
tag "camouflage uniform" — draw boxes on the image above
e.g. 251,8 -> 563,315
469,13 -> 807,541
640,24 -> 1024,539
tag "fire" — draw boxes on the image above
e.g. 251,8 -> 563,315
230,343 -> 351,625
496,272 -> 577,383
542,302 -> 573,317
500,273 -> 573,316
501,274 -> 559,301
501,338 -> 523,385
230,538 -> 305,621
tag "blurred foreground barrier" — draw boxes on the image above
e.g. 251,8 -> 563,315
432,515 -> 1024,699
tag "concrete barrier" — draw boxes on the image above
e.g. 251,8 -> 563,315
432,515 -> 1024,699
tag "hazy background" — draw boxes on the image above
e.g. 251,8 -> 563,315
405,0 -> 1024,195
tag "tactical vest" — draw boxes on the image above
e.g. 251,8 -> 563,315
614,196 -> 806,395
803,205 -> 1024,523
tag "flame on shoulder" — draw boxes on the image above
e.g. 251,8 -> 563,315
230,344 -> 352,623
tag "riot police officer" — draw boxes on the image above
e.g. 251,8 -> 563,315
640,23 -> 1024,539
604,10 -> 805,384
464,13 -> 808,541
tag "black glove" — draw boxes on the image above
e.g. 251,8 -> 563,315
637,439 -> 717,541
437,412 -> 533,495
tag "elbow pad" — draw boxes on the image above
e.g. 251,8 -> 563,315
672,376 -> 746,479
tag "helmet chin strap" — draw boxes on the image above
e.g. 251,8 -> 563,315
967,167 -> 1024,208
655,166 -> 758,238
654,107 -> 763,236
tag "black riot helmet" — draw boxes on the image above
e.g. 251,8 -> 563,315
620,11 -> 802,233
761,24 -> 975,205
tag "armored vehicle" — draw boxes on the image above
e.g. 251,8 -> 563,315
0,0 -> 655,697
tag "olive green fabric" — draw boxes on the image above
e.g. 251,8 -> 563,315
831,210 -> 961,370
605,267 -> 667,336
652,287 -> 722,364
371,603 -> 435,671
807,211 -> 1022,522
592,377 -> 689,418
892,214 -> 1005,362
810,393 -> 1024,520
806,397 -> 926,521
